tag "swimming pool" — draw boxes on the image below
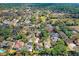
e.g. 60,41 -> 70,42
0,49 -> 6,53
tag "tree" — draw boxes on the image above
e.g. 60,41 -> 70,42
15,34 -> 26,40
0,26 -> 12,40
31,16 -> 35,24
39,23 -> 49,41
40,16 -> 46,23
20,47 -> 28,56
38,49 -> 51,56
15,34 -> 22,40
51,40 -> 67,56
68,51 -> 79,56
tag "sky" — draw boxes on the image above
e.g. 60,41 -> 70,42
0,0 -> 79,3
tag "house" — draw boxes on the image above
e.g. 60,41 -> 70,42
25,39 -> 33,52
0,12 -> 14,17
2,10 -> 9,12
35,38 -> 40,44
3,20 -> 10,25
68,43 -> 76,51
46,24 -> 55,32
35,31 -> 42,39
8,41 -> 15,49
67,35 -> 79,51
11,19 -> 19,27
0,40 -> 10,48
8,49 -> 16,54
35,43 -> 43,51
50,32 -> 60,42
14,40 -> 24,50
25,42 -> 33,52
27,45 -> 33,52
24,20 -> 31,25
44,41 -> 51,48
69,26 -> 79,33
19,26 -> 29,34
72,30 -> 78,34
12,28 -> 18,35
